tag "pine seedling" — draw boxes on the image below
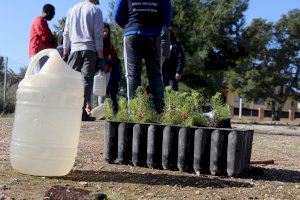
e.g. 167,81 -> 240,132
177,91 -> 207,127
180,93 -> 194,126
161,86 -> 181,125
104,98 -> 115,120
128,86 -> 158,123
116,96 -> 132,122
210,92 -> 231,126
191,91 -> 204,112
192,112 -> 208,127
190,91 -> 207,127
162,87 -> 208,127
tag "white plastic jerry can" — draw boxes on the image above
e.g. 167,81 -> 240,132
90,104 -> 105,120
93,71 -> 106,96
10,49 -> 84,176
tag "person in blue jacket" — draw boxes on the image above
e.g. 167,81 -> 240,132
114,0 -> 172,113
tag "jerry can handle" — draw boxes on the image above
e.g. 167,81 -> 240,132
25,49 -> 55,78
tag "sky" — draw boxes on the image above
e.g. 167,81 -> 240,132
0,0 -> 299,73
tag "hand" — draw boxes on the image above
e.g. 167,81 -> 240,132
103,65 -> 110,73
96,57 -> 105,72
62,54 -> 68,62
85,102 -> 92,116
48,37 -> 57,47
175,73 -> 181,81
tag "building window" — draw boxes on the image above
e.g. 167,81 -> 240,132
234,97 -> 240,103
254,98 -> 264,105
234,97 -> 245,106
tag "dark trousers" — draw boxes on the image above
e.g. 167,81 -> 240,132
68,50 -> 97,118
107,81 -> 119,113
124,35 -> 164,113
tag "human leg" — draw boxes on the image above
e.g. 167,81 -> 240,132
143,36 -> 164,113
170,79 -> 179,91
123,35 -> 143,102
108,81 -> 119,113
78,51 -> 97,120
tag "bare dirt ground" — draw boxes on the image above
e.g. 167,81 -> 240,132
0,117 -> 299,200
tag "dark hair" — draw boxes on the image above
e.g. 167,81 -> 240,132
91,0 -> 99,5
43,4 -> 55,13
168,27 -> 176,39
103,22 -> 111,48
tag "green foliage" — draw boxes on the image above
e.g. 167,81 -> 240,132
172,0 -> 249,93
108,0 -> 127,91
161,87 -> 207,127
192,112 -> 208,127
104,87 -> 231,128
161,86 -> 181,125
104,98 -> 115,120
0,57 -> 26,113
53,17 -> 66,45
116,97 -> 131,122
225,9 -> 300,120
210,92 -> 231,125
128,86 -> 158,123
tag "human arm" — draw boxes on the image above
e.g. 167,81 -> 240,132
93,8 -> 104,71
113,0 -> 128,28
34,17 -> 56,47
109,45 -> 118,62
63,9 -> 71,60
94,8 -> 104,58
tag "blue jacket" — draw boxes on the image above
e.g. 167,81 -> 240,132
109,60 -> 122,84
114,0 -> 171,36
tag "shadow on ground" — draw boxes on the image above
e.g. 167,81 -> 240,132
56,170 -> 252,188
247,167 -> 300,183
54,166 -> 300,187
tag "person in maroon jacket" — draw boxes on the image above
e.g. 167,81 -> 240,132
97,23 -> 121,113
29,4 -> 56,73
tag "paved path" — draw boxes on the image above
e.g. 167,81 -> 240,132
232,123 -> 300,136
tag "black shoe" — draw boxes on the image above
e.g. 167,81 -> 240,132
82,116 -> 96,122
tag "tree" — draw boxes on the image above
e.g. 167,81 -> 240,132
53,17 -> 66,46
225,19 -> 273,100
108,0 -> 124,58
171,0 -> 249,95
225,10 -> 300,121
270,9 -> 300,119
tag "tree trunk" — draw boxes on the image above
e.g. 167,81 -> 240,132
275,104 -> 283,121
271,101 -> 276,121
